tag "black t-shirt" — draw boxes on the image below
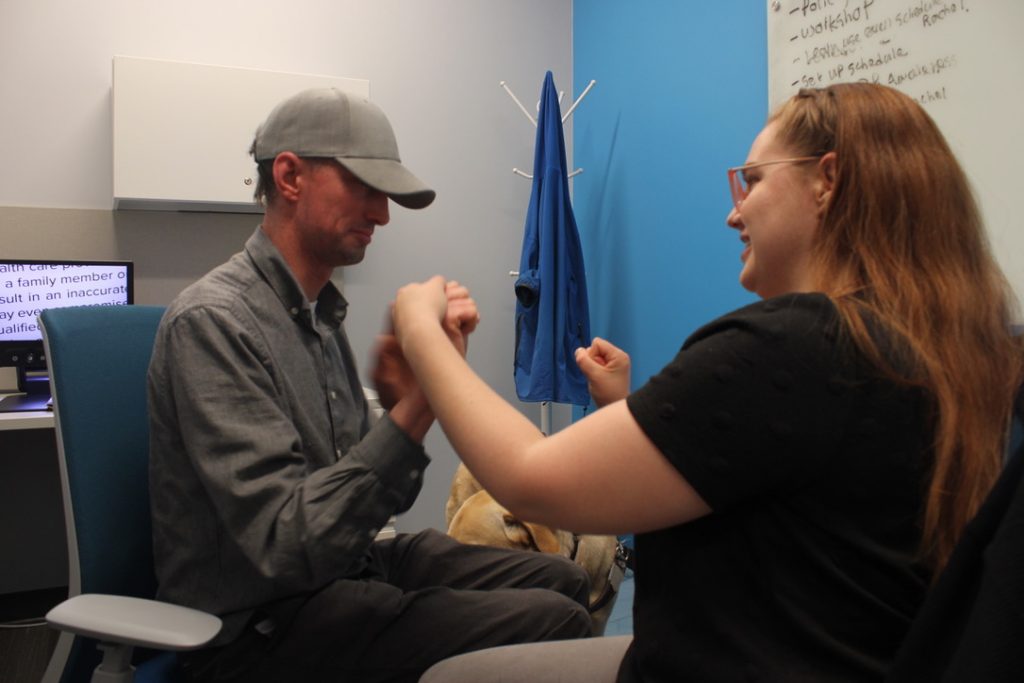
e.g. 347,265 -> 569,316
621,293 -> 932,683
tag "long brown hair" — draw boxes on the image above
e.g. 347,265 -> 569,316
771,83 -> 1023,572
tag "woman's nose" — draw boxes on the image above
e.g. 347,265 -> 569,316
726,205 -> 743,229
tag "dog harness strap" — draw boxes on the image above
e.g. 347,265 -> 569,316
588,541 -> 631,614
568,533 -> 581,562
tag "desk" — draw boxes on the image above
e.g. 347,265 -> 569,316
0,409 -> 55,431
0,409 -> 68,596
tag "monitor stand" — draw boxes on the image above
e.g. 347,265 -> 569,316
0,370 -> 51,413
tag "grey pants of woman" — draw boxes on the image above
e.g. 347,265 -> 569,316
420,634 -> 634,682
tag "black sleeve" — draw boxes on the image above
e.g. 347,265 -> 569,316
626,294 -> 857,511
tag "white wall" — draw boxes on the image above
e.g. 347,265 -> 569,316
0,0 -> 574,531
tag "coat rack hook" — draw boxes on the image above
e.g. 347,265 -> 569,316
502,77 -> 594,180
499,81 -> 537,127
562,80 -> 596,124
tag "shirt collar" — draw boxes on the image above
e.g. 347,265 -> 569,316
244,227 -> 348,329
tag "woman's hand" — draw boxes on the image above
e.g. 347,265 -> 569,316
441,280 -> 480,357
393,275 -> 449,341
574,337 -> 632,407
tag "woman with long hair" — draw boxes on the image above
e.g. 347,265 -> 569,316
398,83 -> 1023,682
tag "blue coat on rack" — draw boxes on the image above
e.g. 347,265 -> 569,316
513,71 -> 592,406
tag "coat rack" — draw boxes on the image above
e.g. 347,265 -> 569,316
502,77 -> 596,435
499,79 -> 596,180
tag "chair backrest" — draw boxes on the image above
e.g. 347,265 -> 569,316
39,305 -> 166,683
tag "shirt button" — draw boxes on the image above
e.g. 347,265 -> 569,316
330,390 -> 338,400
289,307 -> 299,316
409,470 -> 420,480
335,449 -> 342,459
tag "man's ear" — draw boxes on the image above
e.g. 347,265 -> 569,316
815,151 -> 837,211
271,152 -> 303,203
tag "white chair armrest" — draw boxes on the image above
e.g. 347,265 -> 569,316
46,594 -> 221,651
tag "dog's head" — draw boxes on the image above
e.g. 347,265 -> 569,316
443,466 -> 623,636
447,489 -> 562,554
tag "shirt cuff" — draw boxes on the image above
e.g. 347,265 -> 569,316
354,413 -> 431,489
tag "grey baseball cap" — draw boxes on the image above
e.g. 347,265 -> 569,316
252,87 -> 436,209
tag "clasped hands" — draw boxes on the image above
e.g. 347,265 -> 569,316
387,275 -> 633,410
372,277 -> 479,411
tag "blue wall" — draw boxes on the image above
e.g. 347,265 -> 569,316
573,1 -> 768,396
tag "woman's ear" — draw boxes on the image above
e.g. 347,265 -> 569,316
815,151 -> 837,212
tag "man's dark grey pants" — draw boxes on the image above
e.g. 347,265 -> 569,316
181,528 -> 592,683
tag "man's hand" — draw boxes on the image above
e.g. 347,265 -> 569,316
370,334 -> 418,412
574,337 -> 632,408
378,277 -> 480,411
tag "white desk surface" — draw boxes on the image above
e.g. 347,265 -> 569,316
0,409 -> 54,430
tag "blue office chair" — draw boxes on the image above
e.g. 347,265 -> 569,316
38,305 -> 220,683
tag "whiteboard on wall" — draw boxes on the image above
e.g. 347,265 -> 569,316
768,0 -> 1023,315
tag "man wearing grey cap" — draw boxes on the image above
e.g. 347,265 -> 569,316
147,88 -> 591,683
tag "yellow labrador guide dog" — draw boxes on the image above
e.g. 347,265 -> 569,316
445,463 -> 630,635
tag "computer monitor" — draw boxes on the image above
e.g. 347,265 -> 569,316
0,258 -> 134,412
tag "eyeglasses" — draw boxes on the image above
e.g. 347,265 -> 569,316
727,156 -> 822,210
